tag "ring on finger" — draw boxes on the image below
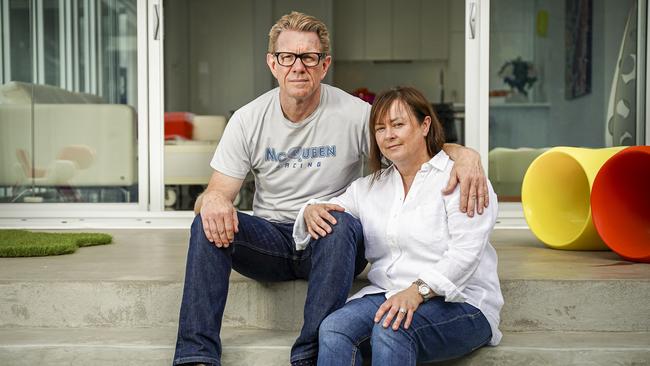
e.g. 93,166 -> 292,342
398,308 -> 407,314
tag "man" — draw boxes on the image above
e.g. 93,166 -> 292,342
173,11 -> 489,366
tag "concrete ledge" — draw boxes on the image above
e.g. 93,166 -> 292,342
1,278 -> 649,332
0,328 -> 649,366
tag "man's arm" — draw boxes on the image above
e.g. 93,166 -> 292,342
195,170 -> 244,247
441,143 -> 489,217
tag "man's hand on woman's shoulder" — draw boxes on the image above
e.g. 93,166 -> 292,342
441,144 -> 489,217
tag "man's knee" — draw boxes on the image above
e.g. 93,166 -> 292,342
190,214 -> 222,251
310,211 -> 363,259
328,211 -> 362,238
190,214 -> 208,243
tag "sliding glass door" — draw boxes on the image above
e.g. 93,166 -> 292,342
465,0 -> 647,218
0,0 -> 148,211
487,0 -> 646,203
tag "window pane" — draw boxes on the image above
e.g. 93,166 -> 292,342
488,0 -> 643,202
162,0 -> 463,211
0,0 -> 139,204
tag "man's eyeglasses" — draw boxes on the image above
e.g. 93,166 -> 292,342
273,52 -> 326,67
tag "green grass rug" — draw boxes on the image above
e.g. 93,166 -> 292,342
0,230 -> 112,257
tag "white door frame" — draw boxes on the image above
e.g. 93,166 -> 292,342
147,0 -> 165,212
463,0 -> 527,222
464,0 -> 489,171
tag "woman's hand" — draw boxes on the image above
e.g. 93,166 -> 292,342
374,285 -> 423,330
304,203 -> 345,239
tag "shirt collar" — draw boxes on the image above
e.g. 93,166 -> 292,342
420,150 -> 450,172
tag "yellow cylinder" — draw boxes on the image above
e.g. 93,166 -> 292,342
521,146 -> 626,250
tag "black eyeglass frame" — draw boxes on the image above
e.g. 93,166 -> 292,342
272,52 -> 327,67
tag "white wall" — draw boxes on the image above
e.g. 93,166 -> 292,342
448,0 -> 465,103
332,0 -> 459,103
333,61 -> 447,102
542,0 -> 635,147
163,0 -> 332,117
163,0 -> 190,112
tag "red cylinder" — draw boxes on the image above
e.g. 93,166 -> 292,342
591,146 -> 650,262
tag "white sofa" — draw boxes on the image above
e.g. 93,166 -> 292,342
0,82 -> 137,188
488,147 -> 548,199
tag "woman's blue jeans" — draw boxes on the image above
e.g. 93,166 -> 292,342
172,211 -> 366,366
318,294 -> 492,366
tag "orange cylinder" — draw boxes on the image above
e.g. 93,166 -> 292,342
591,146 -> 650,262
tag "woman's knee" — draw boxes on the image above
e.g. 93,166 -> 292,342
319,311 -> 343,336
371,322 -> 414,352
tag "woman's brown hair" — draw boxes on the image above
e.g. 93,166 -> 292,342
368,87 -> 445,182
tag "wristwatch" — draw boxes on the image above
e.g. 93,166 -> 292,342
413,279 -> 434,302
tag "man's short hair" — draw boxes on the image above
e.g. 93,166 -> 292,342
268,11 -> 330,54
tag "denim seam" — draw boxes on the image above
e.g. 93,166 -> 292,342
351,334 -> 371,366
232,240 -> 295,259
470,333 -> 492,352
173,355 -> 221,366
411,310 -> 483,332
290,351 -> 317,362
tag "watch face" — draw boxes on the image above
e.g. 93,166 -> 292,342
419,285 -> 431,296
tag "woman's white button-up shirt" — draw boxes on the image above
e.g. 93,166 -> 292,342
293,151 -> 504,345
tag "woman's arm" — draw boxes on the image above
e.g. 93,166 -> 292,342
292,178 -> 364,250
417,181 -> 498,302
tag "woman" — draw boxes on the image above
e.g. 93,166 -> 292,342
292,87 -> 503,365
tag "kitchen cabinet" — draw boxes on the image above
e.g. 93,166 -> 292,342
392,0 -> 420,60
333,0 -> 365,60
333,0 -> 448,61
420,0 -> 449,60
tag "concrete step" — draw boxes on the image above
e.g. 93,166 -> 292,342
0,328 -> 649,366
1,277 -> 649,332
1,229 -> 649,332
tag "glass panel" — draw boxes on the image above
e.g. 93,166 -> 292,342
43,0 -> 60,86
0,0 -> 139,204
9,0 -> 31,83
488,0 -> 644,202
162,0 -> 464,211
0,0 -> 33,203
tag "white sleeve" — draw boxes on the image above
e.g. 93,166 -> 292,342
292,178 -> 363,250
210,111 -> 251,179
417,182 -> 498,302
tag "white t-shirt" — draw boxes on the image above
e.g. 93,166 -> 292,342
211,84 -> 371,223
293,151 -> 504,346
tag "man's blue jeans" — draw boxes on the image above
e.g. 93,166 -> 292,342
318,294 -> 492,366
173,211 -> 366,366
